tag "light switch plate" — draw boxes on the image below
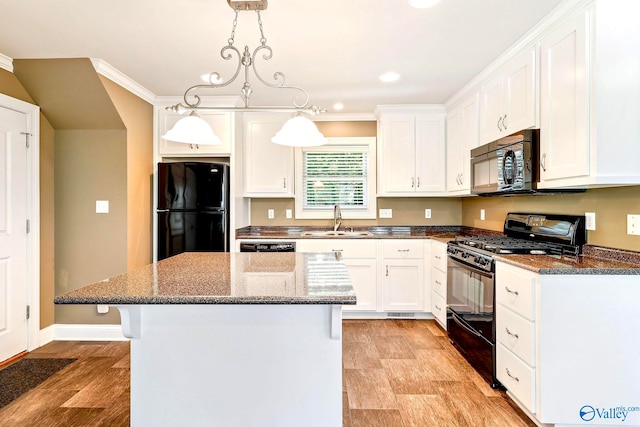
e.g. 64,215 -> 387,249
480,209 -> 485,221
627,214 -> 640,235
268,209 -> 275,219
379,209 -> 392,218
96,200 -> 109,214
286,209 -> 292,219
425,209 -> 432,219
585,212 -> 596,231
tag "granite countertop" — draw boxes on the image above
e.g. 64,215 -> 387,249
236,225 -> 498,240
236,226 -> 640,275
54,252 -> 356,305
496,245 -> 640,275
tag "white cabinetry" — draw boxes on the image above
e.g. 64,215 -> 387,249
446,92 -> 479,194
382,240 -> 424,311
496,260 -> 640,426
296,239 -> 378,312
429,240 -> 447,329
538,2 -> 640,188
243,113 -> 294,197
155,100 -> 233,156
375,106 -> 446,196
479,47 -> 537,145
495,262 -> 537,414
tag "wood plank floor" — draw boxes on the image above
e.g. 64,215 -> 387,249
0,319 -> 535,426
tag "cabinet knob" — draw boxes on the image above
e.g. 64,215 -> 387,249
505,327 -> 519,339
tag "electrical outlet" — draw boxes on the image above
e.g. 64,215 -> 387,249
379,209 -> 392,218
268,209 -> 275,219
286,209 -> 292,219
627,214 -> 640,235
480,209 -> 485,221
425,209 -> 432,219
96,200 -> 109,214
585,212 -> 596,231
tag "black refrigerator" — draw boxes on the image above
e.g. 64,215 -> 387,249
157,162 -> 230,261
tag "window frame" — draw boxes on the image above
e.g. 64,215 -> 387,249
294,137 -> 377,219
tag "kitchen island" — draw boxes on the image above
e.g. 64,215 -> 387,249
55,252 -> 356,427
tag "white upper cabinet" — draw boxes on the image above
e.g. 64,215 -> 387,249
243,113 -> 295,197
376,106 -> 446,196
479,47 -> 538,144
446,92 -> 479,194
156,102 -> 233,157
538,1 -> 640,189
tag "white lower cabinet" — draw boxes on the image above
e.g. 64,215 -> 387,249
496,261 -> 537,414
296,239 -> 378,312
430,240 -> 448,329
382,241 -> 424,311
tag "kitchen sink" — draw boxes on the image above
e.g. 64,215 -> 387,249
299,230 -> 374,237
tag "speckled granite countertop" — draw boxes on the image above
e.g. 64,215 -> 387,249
236,226 -> 640,275
496,245 -> 640,275
54,252 -> 356,305
236,225 -> 497,240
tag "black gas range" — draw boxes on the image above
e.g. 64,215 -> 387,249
445,213 -> 586,389
447,212 -> 586,272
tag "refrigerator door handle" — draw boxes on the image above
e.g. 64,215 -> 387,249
157,209 -> 170,213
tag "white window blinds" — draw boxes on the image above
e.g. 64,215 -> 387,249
302,150 -> 368,210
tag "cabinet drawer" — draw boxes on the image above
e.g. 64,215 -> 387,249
497,343 -> 536,413
431,267 -> 446,298
296,239 -> 377,259
383,240 -> 424,259
495,263 -> 536,321
431,241 -> 448,271
496,305 -> 535,366
431,290 -> 447,329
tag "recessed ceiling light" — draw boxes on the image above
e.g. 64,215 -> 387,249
408,0 -> 442,9
379,72 -> 400,83
333,102 -> 344,110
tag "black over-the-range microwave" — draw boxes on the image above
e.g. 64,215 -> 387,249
470,129 -> 540,196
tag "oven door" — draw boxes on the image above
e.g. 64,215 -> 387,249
446,256 -> 495,344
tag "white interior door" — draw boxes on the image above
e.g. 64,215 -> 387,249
0,106 -> 28,362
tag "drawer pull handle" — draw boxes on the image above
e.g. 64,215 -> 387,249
506,368 -> 520,382
434,255 -> 441,260
505,286 -> 519,296
397,249 -> 410,252
505,327 -> 519,339
386,265 -> 389,276
332,249 -> 343,253
435,280 -> 441,285
435,305 -> 441,311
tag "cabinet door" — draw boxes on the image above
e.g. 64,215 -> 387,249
158,111 -> 232,156
414,114 -> 446,193
383,260 -> 424,311
343,258 -> 378,312
503,48 -> 537,135
446,105 -> 464,192
539,11 -> 589,183
243,114 -> 294,196
378,115 -> 417,193
479,75 -> 503,144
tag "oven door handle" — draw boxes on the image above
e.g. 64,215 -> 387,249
449,310 -> 487,340
447,256 -> 494,278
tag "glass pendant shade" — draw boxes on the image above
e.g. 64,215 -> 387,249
271,115 -> 327,147
161,114 -> 222,145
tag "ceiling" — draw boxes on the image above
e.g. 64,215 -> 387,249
0,0 -> 564,114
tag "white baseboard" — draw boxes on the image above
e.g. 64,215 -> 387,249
342,311 -> 436,320
37,325 -> 56,348
53,324 -> 128,341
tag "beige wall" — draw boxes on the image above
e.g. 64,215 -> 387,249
99,76 -> 154,271
0,68 -> 56,329
462,186 -> 640,251
54,130 -> 128,324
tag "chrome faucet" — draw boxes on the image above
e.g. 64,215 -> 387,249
333,204 -> 342,232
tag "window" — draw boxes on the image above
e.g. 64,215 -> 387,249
295,137 -> 377,219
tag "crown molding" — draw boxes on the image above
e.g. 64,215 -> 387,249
313,112 -> 376,121
91,58 -> 156,104
0,52 -> 13,72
